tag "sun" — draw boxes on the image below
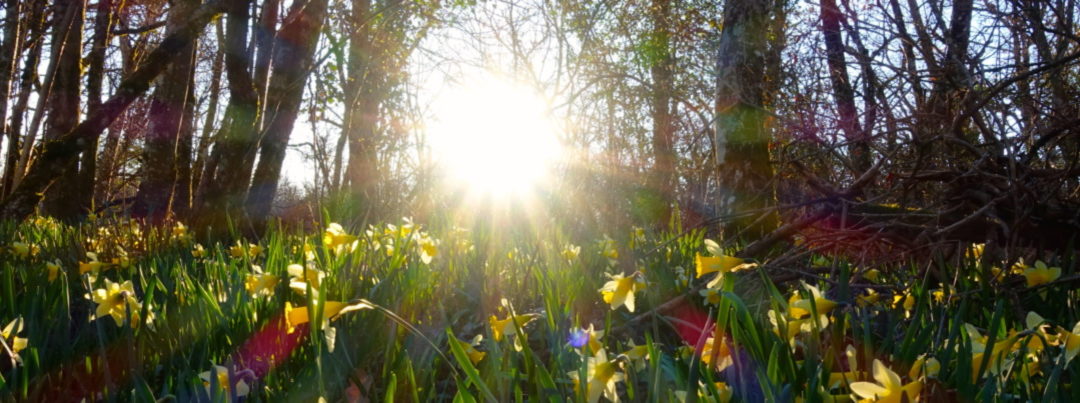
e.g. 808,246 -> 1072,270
427,73 -> 563,199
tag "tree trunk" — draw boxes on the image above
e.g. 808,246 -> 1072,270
0,1 -> 223,222
131,0 -> 200,223
246,0 -> 328,223
821,0 -> 869,173
194,0 -> 261,233
78,0 -> 117,215
343,0 -> 378,214
647,0 -> 676,228
192,19 -> 225,206
41,0 -> 86,221
714,0 -> 780,240
0,0 -> 23,198
252,0 -> 279,129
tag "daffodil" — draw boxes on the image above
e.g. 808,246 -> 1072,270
622,340 -> 650,371
417,234 -> 438,264
967,324 -> 1019,380
908,355 -> 940,380
229,242 -> 262,259
283,300 -> 372,334
892,292 -> 915,318
789,284 -> 838,319
1,317 -> 27,364
849,359 -> 922,403
245,265 -> 278,297
856,289 -> 880,308
599,236 -> 619,264
91,279 -> 151,327
699,286 -> 722,306
9,242 -> 37,258
288,263 -> 324,297
199,365 -> 250,398
562,243 -> 581,261
695,254 -> 750,279
1023,260 -> 1061,287
323,223 -> 358,254
699,336 -> 733,371
768,309 -> 829,345
1057,320 -> 1080,363
827,371 -> 867,389
488,313 -> 537,342
863,269 -> 881,283
192,243 -> 207,258
171,222 -> 191,243
569,349 -> 624,403
452,334 -> 486,365
599,272 -> 645,312
967,243 -> 984,260
79,252 -> 109,275
46,259 -> 61,282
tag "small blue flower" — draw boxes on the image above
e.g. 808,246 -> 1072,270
567,327 -> 588,348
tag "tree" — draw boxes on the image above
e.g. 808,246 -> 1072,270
246,0 -> 330,223
0,1 -> 223,221
714,0 -> 781,239
132,0 -> 201,222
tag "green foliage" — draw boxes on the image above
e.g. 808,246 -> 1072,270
0,216 -> 1077,401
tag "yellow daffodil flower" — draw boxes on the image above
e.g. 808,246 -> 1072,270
849,359 -> 922,403
452,334 -> 486,365
908,355 -> 940,380
323,223 -> 358,254
827,371 -> 867,390
1023,260 -> 1061,287
192,243 -> 207,258
1057,320 -> 1080,363
857,289 -> 880,308
892,293 -> 915,318
789,284 -> 838,319
695,254 -> 749,279
488,313 -> 537,342
418,235 -> 438,264
79,252 -> 109,275
599,272 -> 645,312
599,237 -> 619,264
91,279 -> 151,327
863,269 -> 881,283
199,365 -> 250,398
699,287 -> 722,306
46,259 -> 61,282
288,263 -> 324,297
967,243 -> 984,260
623,340 -> 650,371
229,242 -> 261,259
245,266 -> 278,297
2,317 -> 27,363
570,349 -> 624,403
9,242 -> 38,258
562,244 -> 581,261
967,324 -> 1019,381
284,300 -> 372,334
700,336 -> 733,371
769,309 -> 830,345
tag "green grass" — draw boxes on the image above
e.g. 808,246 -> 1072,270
0,214 -> 1077,401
